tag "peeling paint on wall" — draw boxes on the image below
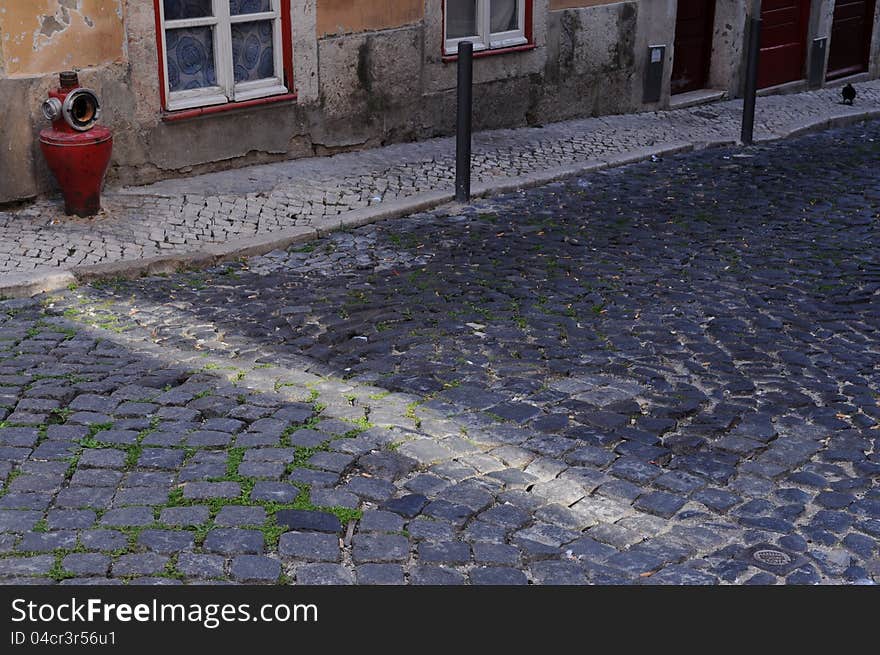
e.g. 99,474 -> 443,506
0,0 -> 125,76
317,0 -> 424,38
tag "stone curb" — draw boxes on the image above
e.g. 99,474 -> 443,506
71,225 -> 319,284
2,110 -> 878,299
470,142 -> 696,200
312,190 -> 455,236
759,107 -> 880,141
0,271 -> 77,299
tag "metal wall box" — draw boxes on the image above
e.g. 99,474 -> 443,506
809,37 -> 828,88
644,45 -> 666,103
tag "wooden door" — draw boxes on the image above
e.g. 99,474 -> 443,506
827,0 -> 876,79
758,0 -> 812,89
671,0 -> 716,94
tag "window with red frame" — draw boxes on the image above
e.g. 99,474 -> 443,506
444,0 -> 530,55
156,0 -> 291,112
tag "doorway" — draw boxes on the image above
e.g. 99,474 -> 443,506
758,0 -> 812,89
671,0 -> 717,94
827,0 -> 876,80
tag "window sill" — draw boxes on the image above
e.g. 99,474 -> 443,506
162,92 -> 298,122
442,43 -> 536,63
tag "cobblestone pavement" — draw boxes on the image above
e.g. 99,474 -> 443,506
1,121 -> 879,585
2,81 -> 880,279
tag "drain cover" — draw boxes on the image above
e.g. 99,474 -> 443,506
739,544 -> 802,574
753,549 -> 792,567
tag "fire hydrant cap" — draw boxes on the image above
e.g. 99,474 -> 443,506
59,71 -> 79,88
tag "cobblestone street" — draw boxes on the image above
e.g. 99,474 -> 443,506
0,119 -> 878,585
2,80 -> 880,290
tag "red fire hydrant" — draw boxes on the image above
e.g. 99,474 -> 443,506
39,71 -> 112,217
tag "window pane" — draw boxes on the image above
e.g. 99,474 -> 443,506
163,0 -> 213,20
232,21 -> 276,82
447,0 -> 478,39
490,0 -> 518,33
230,0 -> 272,15
166,27 -> 217,91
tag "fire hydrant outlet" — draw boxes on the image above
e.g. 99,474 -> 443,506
41,98 -> 63,122
62,88 -> 102,132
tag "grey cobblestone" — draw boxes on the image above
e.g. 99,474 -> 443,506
352,534 -> 409,563
470,566 -> 529,585
278,532 -> 340,562
203,529 -> 264,555
410,565 -> 465,585
19,531 -> 77,552
112,553 -> 168,577
0,510 -> 42,532
137,530 -> 195,553
100,507 -> 154,527
178,553 -> 225,579
295,563 -> 355,585
183,482 -> 241,500
159,506 -> 211,526
1,111 -> 878,587
355,563 -> 405,585
0,555 -> 55,576
276,510 -> 341,533
418,541 -> 471,564
230,555 -> 281,583
215,506 -> 266,527
62,553 -> 111,576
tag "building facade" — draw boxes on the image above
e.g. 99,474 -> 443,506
1,1 -> 879,204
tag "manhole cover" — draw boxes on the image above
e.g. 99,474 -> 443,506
739,544 -> 802,574
753,549 -> 792,567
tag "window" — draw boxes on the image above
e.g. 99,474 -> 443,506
158,0 -> 291,112
444,0 -> 529,55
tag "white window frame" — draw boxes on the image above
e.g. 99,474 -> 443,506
444,0 -> 528,56
159,0 -> 287,111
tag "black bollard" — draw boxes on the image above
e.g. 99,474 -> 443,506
455,41 -> 474,203
741,17 -> 761,145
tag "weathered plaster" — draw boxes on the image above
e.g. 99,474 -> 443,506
707,0 -> 747,95
549,0 -> 627,8
0,0 -> 125,76
317,0 -> 424,38
543,1 -> 639,119
293,0 -> 320,103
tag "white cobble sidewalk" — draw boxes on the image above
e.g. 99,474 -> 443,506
2,80 -> 879,290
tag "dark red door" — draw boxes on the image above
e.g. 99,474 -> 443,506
671,0 -> 716,94
758,0 -> 811,89
827,0 -> 876,79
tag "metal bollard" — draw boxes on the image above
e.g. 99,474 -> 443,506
741,17 -> 761,145
455,41 -> 474,203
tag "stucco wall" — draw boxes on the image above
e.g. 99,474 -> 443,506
317,0 -> 424,37
543,1 -> 641,119
0,0 -> 125,76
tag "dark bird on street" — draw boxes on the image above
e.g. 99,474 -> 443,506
842,83 -> 856,105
